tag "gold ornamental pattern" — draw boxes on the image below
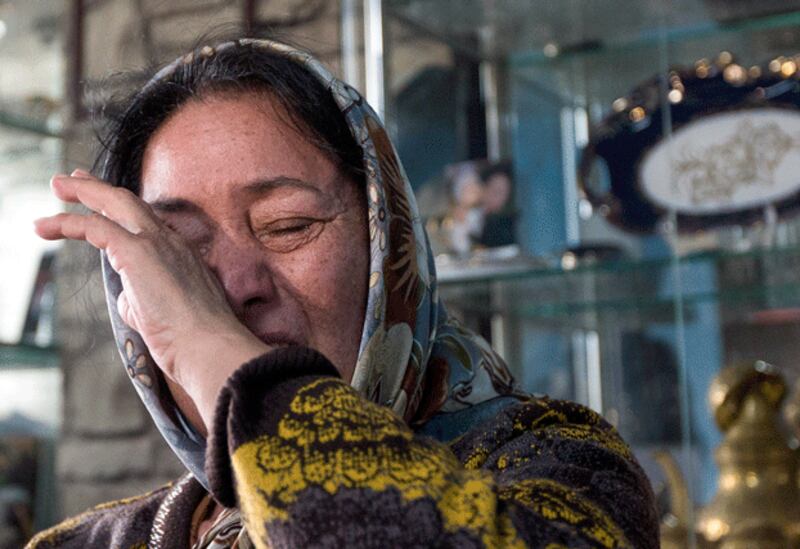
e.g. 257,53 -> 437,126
674,119 -> 799,205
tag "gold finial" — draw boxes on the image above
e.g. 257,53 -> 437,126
659,362 -> 800,547
629,106 -> 645,122
698,362 -> 800,546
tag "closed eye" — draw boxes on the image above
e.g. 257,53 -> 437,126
270,221 -> 313,235
256,218 -> 326,253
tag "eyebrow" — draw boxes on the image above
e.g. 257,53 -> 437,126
148,197 -> 204,214
239,176 -> 325,198
147,176 -> 325,213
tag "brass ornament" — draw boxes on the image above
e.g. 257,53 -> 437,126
653,451 -> 696,549
659,361 -> 800,547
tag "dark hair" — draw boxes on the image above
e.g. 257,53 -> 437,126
97,40 -> 364,194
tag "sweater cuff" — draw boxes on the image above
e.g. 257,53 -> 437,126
206,346 -> 340,507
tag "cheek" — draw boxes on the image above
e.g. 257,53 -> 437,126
295,228 -> 367,320
276,216 -> 368,368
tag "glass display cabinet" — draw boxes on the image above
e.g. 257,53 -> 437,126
352,1 -> 800,545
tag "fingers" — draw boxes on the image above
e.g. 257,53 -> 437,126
34,211 -> 136,253
50,171 -> 160,234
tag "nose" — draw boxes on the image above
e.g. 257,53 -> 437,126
205,232 -> 277,321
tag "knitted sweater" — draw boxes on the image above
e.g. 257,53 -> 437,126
27,347 -> 659,548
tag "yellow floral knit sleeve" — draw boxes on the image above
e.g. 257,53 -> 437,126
206,347 -> 659,548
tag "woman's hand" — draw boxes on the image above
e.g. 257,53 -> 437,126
34,170 -> 269,431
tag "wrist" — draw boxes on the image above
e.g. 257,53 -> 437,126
177,322 -> 271,432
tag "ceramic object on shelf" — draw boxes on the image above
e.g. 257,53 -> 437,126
580,52 -> 800,233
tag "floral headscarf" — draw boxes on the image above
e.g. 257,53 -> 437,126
102,39 -> 519,489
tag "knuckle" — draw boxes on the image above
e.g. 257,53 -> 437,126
111,187 -> 136,207
86,212 -> 106,230
133,235 -> 158,255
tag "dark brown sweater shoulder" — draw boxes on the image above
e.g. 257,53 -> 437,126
25,481 -> 173,549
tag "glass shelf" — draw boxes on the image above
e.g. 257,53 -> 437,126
438,245 -> 800,326
386,0 -> 800,60
438,244 -> 800,286
511,9 -> 800,66
0,344 -> 59,370
510,16 -> 800,116
388,1 -> 800,115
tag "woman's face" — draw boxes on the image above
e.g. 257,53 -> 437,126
139,93 -> 369,415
